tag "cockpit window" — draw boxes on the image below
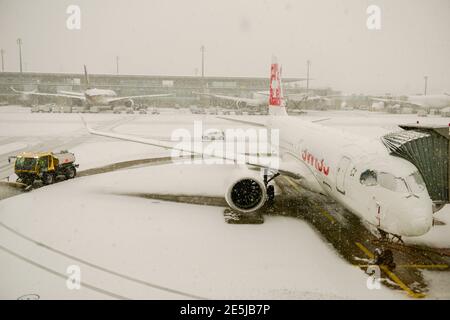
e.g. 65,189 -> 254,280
406,171 -> 426,193
360,170 -> 377,186
378,172 -> 408,193
360,169 -> 411,193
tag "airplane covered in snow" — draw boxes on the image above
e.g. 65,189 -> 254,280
11,65 -> 172,109
193,71 -> 308,110
193,91 -> 271,109
84,57 -> 434,249
194,89 -> 332,111
371,93 -> 450,110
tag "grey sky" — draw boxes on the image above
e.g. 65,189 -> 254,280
0,0 -> 449,94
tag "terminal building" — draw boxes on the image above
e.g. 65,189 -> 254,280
0,71 -> 337,108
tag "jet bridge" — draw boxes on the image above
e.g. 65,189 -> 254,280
381,124 -> 450,205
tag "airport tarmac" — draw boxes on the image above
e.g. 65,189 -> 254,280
0,105 -> 449,299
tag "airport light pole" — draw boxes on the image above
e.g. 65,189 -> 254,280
424,76 -> 428,96
306,60 -> 311,95
17,38 -> 23,73
116,56 -> 119,74
200,45 -> 205,78
1,49 -> 4,72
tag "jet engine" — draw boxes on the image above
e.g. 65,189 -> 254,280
225,176 -> 267,213
124,99 -> 134,108
236,100 -> 247,109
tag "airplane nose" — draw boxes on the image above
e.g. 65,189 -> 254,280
404,206 -> 433,237
410,214 -> 432,235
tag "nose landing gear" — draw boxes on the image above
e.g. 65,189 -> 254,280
378,228 -> 404,244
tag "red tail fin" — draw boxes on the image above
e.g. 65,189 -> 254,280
269,58 -> 282,106
268,56 -> 287,115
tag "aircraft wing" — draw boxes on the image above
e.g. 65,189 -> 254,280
308,96 -> 330,102
216,116 -> 266,127
371,97 -> 425,108
218,115 -> 329,126
193,92 -> 260,106
57,90 -> 86,98
287,94 -> 332,102
10,87 -> 86,101
286,93 -> 307,101
257,91 -> 309,103
81,117 -> 303,179
107,94 -> 173,104
193,92 -> 239,101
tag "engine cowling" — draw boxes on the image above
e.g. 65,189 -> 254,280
124,99 -> 134,108
236,100 -> 247,109
225,176 -> 267,213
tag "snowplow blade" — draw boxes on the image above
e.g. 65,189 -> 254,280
0,181 -> 29,190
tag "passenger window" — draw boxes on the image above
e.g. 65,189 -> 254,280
360,170 -> 377,186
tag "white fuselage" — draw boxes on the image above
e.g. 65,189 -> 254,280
407,94 -> 450,109
84,88 -> 117,106
268,116 -> 433,237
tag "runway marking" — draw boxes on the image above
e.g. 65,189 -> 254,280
0,222 -> 206,300
355,264 -> 448,269
284,177 -> 335,223
0,244 -> 128,300
355,242 -> 425,299
314,205 -> 336,224
396,264 -> 448,269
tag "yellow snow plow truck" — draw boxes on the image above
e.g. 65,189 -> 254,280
8,150 -> 78,187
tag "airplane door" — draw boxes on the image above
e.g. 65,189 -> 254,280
336,156 -> 351,194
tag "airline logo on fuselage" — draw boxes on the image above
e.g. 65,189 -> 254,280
301,149 -> 330,176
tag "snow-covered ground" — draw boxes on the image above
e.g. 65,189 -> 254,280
0,106 -> 449,299
0,163 -> 400,299
0,142 -> 27,155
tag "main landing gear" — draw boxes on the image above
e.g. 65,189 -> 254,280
263,169 -> 280,205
